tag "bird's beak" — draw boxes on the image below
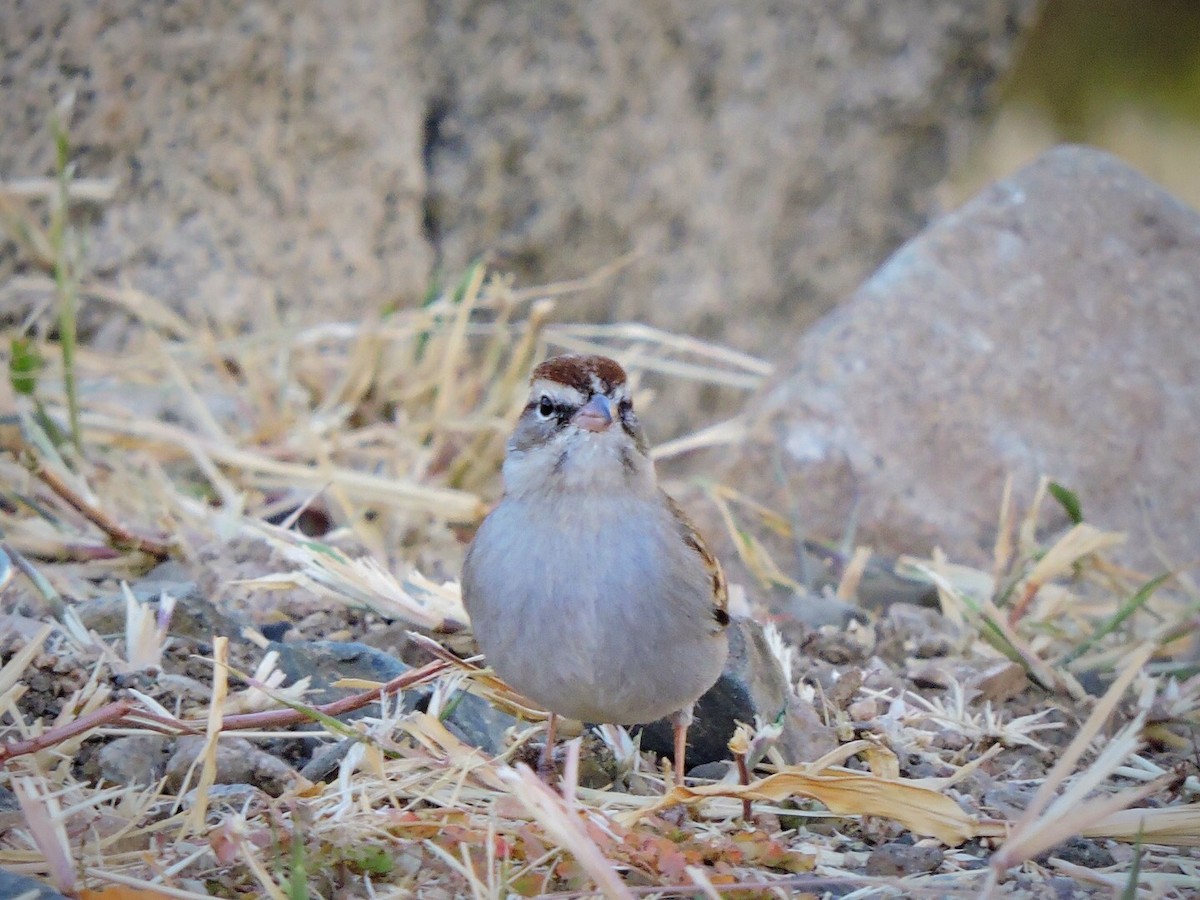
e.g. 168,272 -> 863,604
573,394 -> 614,432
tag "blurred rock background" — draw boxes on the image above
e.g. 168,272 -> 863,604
1,0 -> 1037,354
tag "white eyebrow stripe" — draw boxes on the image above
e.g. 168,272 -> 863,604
529,380 -> 586,406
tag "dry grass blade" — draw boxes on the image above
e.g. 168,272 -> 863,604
640,763 -> 1001,846
240,520 -> 467,631
911,560 -> 1084,697
501,763 -> 635,900
398,712 -> 512,792
1008,523 -> 1126,623
990,643 -> 1155,873
183,636 -> 229,835
992,474 -> 1016,584
1082,804 -> 1200,846
82,868 -> 216,899
0,622 -> 52,697
79,411 -> 487,523
650,416 -> 750,461
12,775 -> 76,893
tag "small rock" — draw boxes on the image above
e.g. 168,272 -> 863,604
637,618 -> 838,768
804,617 -> 876,665
907,659 -> 955,689
967,659 -> 1028,704
0,869 -> 68,899
271,639 -> 414,709
97,735 -> 171,786
0,786 -> 22,831
442,692 -> 519,756
860,656 -> 906,696
0,613 -> 51,642
124,559 -> 203,604
165,735 -> 301,796
1048,875 -> 1082,900
906,656 -> 1028,703
686,760 -> 735,782
983,781 -> 1038,819
846,697 -> 877,722
1039,836 -> 1116,869
822,667 -> 864,709
300,739 -> 358,782
853,559 -> 940,611
776,587 -> 867,631
1076,668 -> 1116,698
75,590 -> 244,641
876,603 -> 966,662
864,841 -> 944,877
931,728 -> 970,752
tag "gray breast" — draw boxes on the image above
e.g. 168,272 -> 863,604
462,494 -> 727,724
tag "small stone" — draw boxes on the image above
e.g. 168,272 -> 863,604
907,660 -> 954,689
823,667 -> 864,709
75,590 -> 244,641
441,691 -> 519,756
967,659 -> 1028,704
0,787 -> 22,831
864,841 -> 944,876
805,618 -> 875,664
931,728 -> 969,752
983,782 -> 1037,819
846,697 -> 877,722
1049,875 -> 1082,899
0,869 -> 68,899
877,603 -> 966,661
907,656 -> 1028,702
776,587 -> 867,631
97,735 -> 171,786
1039,836 -> 1115,869
271,639 -> 412,708
853,559 -> 940,611
300,739 -> 357,782
686,760 -> 735,782
270,638 -> 425,736
165,735 -> 301,796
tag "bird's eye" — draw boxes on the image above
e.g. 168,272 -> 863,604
537,395 -> 555,420
618,398 -> 632,416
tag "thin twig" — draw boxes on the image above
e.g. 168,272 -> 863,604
0,701 -> 132,764
207,658 -> 451,732
30,461 -> 173,559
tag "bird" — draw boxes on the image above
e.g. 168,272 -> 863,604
462,353 -> 729,786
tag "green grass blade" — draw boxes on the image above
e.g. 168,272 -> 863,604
1060,571 -> 1173,667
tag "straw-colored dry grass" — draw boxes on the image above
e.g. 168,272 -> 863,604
2,188 -> 1200,898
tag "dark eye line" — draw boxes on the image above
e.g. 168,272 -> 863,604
527,396 -> 575,424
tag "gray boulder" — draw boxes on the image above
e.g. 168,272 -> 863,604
729,145 -> 1200,571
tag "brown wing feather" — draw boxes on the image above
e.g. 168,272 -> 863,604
663,491 -> 730,629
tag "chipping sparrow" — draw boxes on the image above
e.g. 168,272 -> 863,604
462,354 -> 730,785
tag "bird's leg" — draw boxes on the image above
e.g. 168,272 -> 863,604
670,706 -> 694,787
538,712 -> 558,780
673,721 -> 688,787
